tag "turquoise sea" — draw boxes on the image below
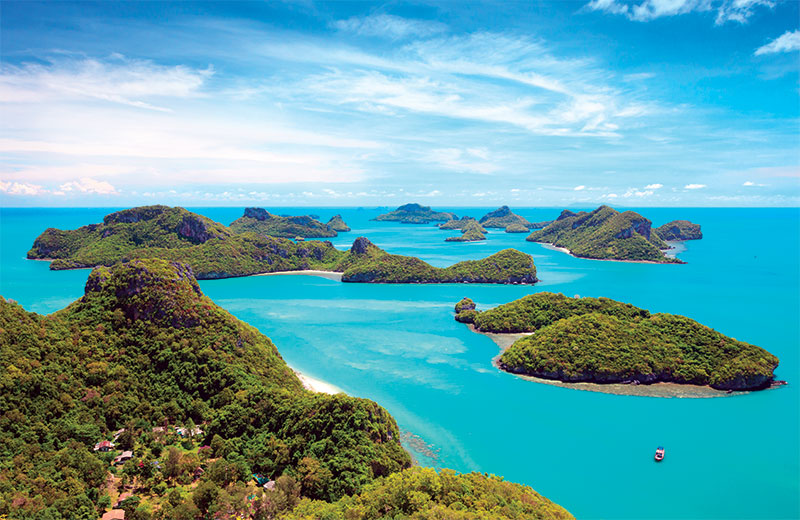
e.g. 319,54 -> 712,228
1,206 -> 798,519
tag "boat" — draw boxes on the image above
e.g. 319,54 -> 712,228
654,446 -> 665,462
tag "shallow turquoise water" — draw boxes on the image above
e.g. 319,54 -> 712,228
1,206 -> 798,519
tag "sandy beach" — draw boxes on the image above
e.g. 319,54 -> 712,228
469,325 -> 738,398
294,370 -> 344,394
255,270 -> 343,281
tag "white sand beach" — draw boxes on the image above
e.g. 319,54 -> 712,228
255,270 -> 343,281
294,370 -> 344,395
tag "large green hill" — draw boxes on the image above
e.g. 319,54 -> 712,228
0,260 -> 568,519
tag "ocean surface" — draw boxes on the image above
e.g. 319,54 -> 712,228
1,206 -> 798,519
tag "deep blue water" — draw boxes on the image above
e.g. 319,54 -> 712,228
1,206 -> 798,519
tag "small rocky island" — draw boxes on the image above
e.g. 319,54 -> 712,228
527,206 -> 702,263
327,214 -> 351,232
454,293 -> 779,393
27,206 -> 538,284
230,207 -> 344,238
655,220 -> 703,241
444,219 -> 487,242
373,203 -> 457,224
479,206 -> 538,231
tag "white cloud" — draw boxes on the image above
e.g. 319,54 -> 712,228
0,180 -> 45,195
425,148 -> 499,174
334,14 -> 447,39
743,181 -> 767,187
0,55 -> 212,111
574,185 -> 586,191
684,183 -> 706,189
586,0 -> 774,24
58,177 -> 118,195
644,183 -> 663,189
755,30 -> 800,56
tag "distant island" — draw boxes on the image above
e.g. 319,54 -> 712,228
373,203 -> 457,224
0,259 -> 571,519
230,207 -> 347,238
527,206 -> 702,263
27,205 -> 538,284
655,220 -> 703,241
455,293 -> 779,392
326,214 -> 351,232
444,219 -> 487,242
479,206 -> 534,230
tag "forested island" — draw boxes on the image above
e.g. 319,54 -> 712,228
526,206 -> 701,263
655,220 -> 703,241
27,206 -> 538,284
454,293 -> 779,391
0,259 -> 571,519
373,203 -> 457,224
444,220 -> 487,242
230,207 -> 347,238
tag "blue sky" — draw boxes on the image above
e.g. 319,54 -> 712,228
1,0 -> 798,207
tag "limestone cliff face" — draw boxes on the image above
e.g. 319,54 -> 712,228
614,215 -> 653,241
244,207 -> 271,220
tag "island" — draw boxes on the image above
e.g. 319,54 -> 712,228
373,203 -> 457,224
444,220 -> 487,242
478,205 -> 532,230
326,214 -> 351,232
439,216 -> 479,230
230,207 -> 338,238
505,222 -> 530,233
27,206 -> 539,283
655,219 -> 703,241
0,259 -> 571,519
454,293 -> 780,393
526,206 -> 696,263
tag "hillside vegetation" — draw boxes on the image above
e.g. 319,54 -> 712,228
229,208 -> 338,238
655,220 -> 703,241
455,293 -> 778,390
526,206 -> 680,263
28,206 -> 538,284
445,220 -> 487,242
0,259 -> 412,519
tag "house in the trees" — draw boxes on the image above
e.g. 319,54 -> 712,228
113,450 -> 133,465
94,440 -> 115,452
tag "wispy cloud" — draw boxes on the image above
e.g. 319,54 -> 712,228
0,55 -> 212,111
755,30 -> 800,56
644,183 -> 663,189
684,183 -> 707,189
333,14 -> 447,39
585,0 -> 774,24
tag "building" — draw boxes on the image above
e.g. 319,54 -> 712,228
94,440 -> 115,452
113,451 -> 133,465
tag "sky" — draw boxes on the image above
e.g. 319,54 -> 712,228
0,0 -> 798,207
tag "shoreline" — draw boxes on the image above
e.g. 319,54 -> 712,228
293,369 -> 344,395
537,243 -> 678,265
254,270 -> 343,281
469,325 -> 742,398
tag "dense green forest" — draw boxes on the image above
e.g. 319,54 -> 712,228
373,203 -> 457,224
229,208 -> 339,238
526,206 -> 682,263
438,216 -> 479,230
455,293 -> 778,390
287,467 -> 573,519
27,206 -> 538,284
0,259 -> 568,519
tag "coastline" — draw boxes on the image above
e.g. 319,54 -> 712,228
469,325 -> 740,398
538,243 -> 677,265
293,370 -> 344,394
253,270 -> 344,281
